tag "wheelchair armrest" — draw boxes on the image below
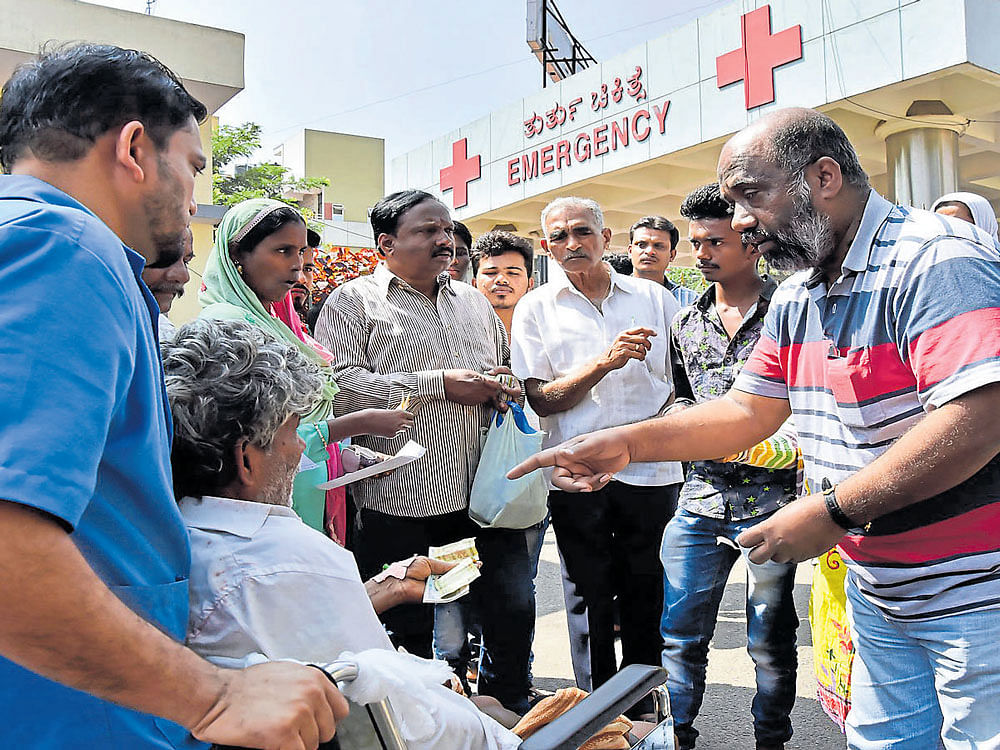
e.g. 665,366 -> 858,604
518,664 -> 667,750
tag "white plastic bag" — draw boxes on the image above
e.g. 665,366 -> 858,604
338,649 -> 521,750
469,402 -> 548,529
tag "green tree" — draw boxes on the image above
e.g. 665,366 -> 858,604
212,122 -> 329,214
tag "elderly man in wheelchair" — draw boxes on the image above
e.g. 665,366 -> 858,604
162,319 -> 672,750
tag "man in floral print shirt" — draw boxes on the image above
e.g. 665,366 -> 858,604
661,184 -> 798,750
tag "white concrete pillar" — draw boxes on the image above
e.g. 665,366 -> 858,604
875,103 -> 965,209
884,128 -> 959,209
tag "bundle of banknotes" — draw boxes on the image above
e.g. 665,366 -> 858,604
424,537 -> 481,604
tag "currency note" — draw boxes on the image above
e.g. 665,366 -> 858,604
423,580 -> 470,604
490,372 -> 520,391
429,537 -> 479,563
435,557 -> 481,594
423,558 -> 481,603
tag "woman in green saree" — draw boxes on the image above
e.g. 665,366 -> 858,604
200,198 -> 412,543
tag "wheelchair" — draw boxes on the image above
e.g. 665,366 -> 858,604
217,661 -> 675,749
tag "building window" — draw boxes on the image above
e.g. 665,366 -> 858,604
323,202 -> 345,222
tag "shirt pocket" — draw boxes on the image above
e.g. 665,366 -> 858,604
549,326 -> 602,376
825,347 -> 886,427
111,579 -> 199,747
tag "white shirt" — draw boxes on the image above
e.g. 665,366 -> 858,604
180,495 -> 519,750
181,495 -> 393,668
511,266 -> 684,487
158,312 -> 177,341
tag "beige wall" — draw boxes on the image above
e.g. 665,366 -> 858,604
170,118 -> 218,326
303,129 -> 384,224
0,0 -> 243,113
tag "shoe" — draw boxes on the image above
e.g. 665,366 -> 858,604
674,722 -> 697,750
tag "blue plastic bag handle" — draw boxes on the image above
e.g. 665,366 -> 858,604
494,401 -> 537,434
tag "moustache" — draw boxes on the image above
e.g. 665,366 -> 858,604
149,284 -> 185,299
290,284 -> 309,295
741,228 -> 775,247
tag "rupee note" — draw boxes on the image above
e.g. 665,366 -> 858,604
429,537 -> 480,563
422,557 -> 481,603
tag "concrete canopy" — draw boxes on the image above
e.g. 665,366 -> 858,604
393,0 -> 1000,267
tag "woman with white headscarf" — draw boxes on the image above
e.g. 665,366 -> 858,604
932,191 -> 999,239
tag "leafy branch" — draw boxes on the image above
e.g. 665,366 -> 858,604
212,122 -> 329,218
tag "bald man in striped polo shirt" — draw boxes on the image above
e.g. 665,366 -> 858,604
511,108 -> 1000,749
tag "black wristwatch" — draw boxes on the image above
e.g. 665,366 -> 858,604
821,484 -> 860,531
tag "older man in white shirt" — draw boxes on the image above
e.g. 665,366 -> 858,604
163,318 -> 520,750
511,197 -> 683,713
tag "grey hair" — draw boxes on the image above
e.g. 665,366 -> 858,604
540,196 -> 604,234
162,318 -> 325,499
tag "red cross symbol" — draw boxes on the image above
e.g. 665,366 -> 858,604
439,138 -> 481,209
716,5 -> 802,110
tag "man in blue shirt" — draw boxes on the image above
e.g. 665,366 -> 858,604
0,44 -> 347,748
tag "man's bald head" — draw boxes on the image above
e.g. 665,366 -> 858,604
720,107 -> 868,191
717,108 -> 871,274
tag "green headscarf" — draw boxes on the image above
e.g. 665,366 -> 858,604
199,198 -> 338,415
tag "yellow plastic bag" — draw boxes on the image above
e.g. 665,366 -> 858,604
808,548 -> 854,730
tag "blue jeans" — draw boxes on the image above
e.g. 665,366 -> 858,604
845,575 -> 1000,749
660,508 -> 798,748
433,598 -> 479,685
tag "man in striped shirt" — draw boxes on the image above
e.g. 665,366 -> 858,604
316,190 -> 536,714
510,107 -> 1000,748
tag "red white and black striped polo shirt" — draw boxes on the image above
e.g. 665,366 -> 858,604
734,190 -> 1000,621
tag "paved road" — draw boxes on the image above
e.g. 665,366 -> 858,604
529,527 -> 846,749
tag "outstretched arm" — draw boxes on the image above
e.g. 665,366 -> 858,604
737,382 -> 1000,563
509,388 -> 791,491
326,409 -> 415,442
364,556 -> 457,614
